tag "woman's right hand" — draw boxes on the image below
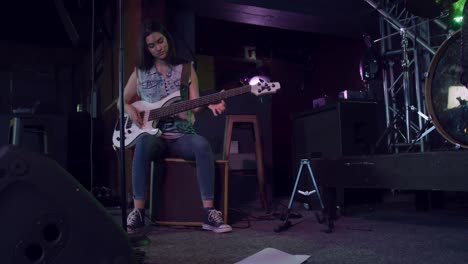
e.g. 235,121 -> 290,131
124,104 -> 143,128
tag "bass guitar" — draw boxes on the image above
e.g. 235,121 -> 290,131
112,81 -> 280,149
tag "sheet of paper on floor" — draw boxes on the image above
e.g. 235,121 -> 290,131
235,248 -> 310,264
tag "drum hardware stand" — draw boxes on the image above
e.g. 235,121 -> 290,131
374,27 -> 416,153
400,27 -> 412,144
274,159 -> 331,233
372,18 -> 433,47
407,106 -> 436,152
373,109 -> 405,153
364,0 -> 436,55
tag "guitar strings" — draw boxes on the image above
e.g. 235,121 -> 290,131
147,85 -> 253,120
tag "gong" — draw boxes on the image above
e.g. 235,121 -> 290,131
426,30 -> 468,148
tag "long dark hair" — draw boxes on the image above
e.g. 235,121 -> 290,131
136,21 -> 184,70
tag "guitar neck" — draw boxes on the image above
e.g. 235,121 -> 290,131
148,85 -> 252,120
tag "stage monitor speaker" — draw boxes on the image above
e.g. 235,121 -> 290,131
0,145 -> 137,264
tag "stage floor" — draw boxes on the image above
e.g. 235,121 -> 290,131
108,196 -> 468,264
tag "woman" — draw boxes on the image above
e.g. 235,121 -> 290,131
122,21 -> 231,234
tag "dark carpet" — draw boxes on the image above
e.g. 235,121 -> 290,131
110,195 -> 468,264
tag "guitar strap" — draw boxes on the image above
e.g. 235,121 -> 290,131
181,62 -> 191,90
180,62 -> 194,125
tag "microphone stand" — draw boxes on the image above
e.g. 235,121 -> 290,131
115,4 -> 149,252
117,0 -> 127,231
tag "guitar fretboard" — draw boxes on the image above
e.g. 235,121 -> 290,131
148,85 -> 253,121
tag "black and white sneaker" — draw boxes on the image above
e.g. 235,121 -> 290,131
127,208 -> 145,234
202,208 -> 232,233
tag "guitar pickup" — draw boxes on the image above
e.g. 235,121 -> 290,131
125,117 -> 132,129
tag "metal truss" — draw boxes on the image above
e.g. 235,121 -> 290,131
365,0 -> 454,153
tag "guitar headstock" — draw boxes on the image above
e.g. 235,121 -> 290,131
250,80 -> 281,96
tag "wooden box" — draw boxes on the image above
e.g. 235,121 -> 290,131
149,158 -> 228,226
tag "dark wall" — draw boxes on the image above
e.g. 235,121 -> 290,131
195,17 -> 366,195
0,42 -> 82,114
0,40 -> 87,170
269,38 -> 366,194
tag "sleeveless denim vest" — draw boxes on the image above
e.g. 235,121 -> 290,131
136,63 -> 195,138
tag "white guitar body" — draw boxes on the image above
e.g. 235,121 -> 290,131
112,91 -> 182,149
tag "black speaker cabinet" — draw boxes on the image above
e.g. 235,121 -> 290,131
292,101 -> 380,163
0,145 -> 136,264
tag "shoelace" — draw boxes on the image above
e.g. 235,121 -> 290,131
208,210 -> 224,225
127,209 -> 142,226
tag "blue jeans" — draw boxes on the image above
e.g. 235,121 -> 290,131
131,134 -> 215,201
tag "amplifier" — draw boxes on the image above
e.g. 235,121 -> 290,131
291,101 -> 381,163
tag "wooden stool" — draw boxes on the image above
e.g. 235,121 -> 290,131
223,114 -> 268,210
